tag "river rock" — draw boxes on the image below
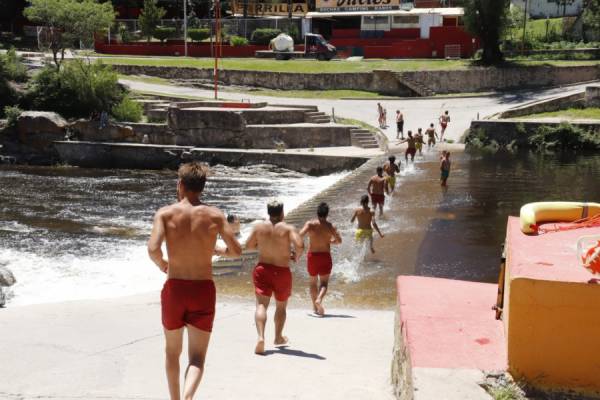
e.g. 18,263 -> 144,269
17,111 -> 67,151
69,119 -> 136,142
0,265 -> 16,287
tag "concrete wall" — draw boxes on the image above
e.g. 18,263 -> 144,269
401,65 -> 600,94
115,64 -> 600,95
113,65 -> 413,95
585,85 -> 600,107
244,125 -> 352,148
53,141 -> 367,175
126,123 -> 175,145
511,0 -> 583,18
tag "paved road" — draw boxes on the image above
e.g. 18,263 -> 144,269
120,78 -> 596,144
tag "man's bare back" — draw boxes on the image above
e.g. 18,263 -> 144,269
302,219 -> 340,253
353,207 -> 375,230
150,202 -> 238,280
247,220 -> 301,267
368,175 -> 386,195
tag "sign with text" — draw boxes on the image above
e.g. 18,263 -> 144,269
233,1 -> 308,16
316,0 -> 413,12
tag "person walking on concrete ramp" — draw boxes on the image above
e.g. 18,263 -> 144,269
246,200 -> 304,355
299,202 -> 342,316
148,162 -> 242,400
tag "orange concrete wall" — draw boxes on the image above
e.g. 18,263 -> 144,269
507,277 -> 600,396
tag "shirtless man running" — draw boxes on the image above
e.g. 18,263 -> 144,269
399,131 -> 417,163
383,155 -> 400,193
246,200 -> 304,355
299,202 -> 342,316
367,166 -> 389,216
351,194 -> 384,253
425,123 -> 438,148
439,110 -> 451,142
148,162 -> 242,400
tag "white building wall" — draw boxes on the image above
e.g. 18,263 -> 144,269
511,0 -> 583,18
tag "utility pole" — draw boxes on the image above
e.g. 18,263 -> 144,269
521,0 -> 528,55
183,0 -> 188,57
214,0 -> 220,99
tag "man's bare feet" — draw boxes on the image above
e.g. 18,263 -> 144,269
315,301 -> 325,316
255,339 -> 265,355
274,336 -> 289,346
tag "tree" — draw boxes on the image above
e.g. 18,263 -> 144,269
583,0 -> 600,31
463,0 -> 511,65
138,0 -> 166,43
24,0 -> 115,70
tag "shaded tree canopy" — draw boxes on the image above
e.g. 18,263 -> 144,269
463,0 -> 510,65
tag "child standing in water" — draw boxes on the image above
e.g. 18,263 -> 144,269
440,151 -> 451,187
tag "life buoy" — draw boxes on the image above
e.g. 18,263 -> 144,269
519,202 -> 600,234
581,240 -> 600,275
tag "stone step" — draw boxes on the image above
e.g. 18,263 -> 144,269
352,133 -> 374,138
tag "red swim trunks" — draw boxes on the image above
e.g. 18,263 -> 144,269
307,252 -> 333,277
406,147 -> 416,157
371,193 -> 385,206
161,279 -> 216,332
253,263 -> 292,301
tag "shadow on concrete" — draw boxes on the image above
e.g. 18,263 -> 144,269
307,312 -> 357,319
264,346 -> 326,360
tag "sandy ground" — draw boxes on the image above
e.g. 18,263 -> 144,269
0,293 -> 395,400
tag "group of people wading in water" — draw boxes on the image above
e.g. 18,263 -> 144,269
148,149 -> 452,399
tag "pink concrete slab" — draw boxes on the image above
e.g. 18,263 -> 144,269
507,216 -> 600,282
397,276 -> 507,370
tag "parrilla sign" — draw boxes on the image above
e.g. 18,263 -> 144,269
232,1 -> 308,15
316,0 -> 410,11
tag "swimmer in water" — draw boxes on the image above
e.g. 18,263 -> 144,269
299,202 -> 342,316
398,130 -> 417,163
440,151 -> 451,187
351,194 -> 384,254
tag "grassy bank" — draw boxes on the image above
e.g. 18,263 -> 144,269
516,107 -> 600,120
98,56 -> 600,73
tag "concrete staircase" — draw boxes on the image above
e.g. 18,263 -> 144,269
395,73 -> 436,97
350,127 -> 380,149
305,111 -> 331,124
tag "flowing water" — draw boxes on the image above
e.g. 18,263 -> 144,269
1,151 -> 600,309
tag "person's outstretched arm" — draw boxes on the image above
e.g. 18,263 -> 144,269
148,209 -> 168,273
290,227 -> 305,261
330,225 -> 342,245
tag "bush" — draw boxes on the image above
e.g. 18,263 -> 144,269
154,26 -> 176,43
118,23 -> 133,44
250,28 -> 281,45
0,47 -> 28,82
528,122 -> 600,150
26,60 -> 124,119
4,105 -> 22,127
229,35 -> 249,46
111,95 -> 142,122
188,28 -> 210,42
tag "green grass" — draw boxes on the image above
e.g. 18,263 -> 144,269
506,17 -> 563,42
518,107 -> 600,120
100,56 -> 600,73
336,117 -> 380,133
237,88 -> 395,99
117,74 -> 170,85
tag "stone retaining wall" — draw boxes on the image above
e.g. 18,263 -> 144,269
115,64 -> 600,95
586,85 -> 600,107
401,65 -> 600,94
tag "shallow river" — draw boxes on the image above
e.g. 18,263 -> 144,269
1,151 -> 599,308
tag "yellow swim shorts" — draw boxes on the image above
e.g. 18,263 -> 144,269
387,176 -> 396,189
355,228 -> 373,241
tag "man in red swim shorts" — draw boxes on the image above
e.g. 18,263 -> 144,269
246,199 -> 304,355
367,166 -> 389,217
299,202 -> 342,316
148,162 -> 241,400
